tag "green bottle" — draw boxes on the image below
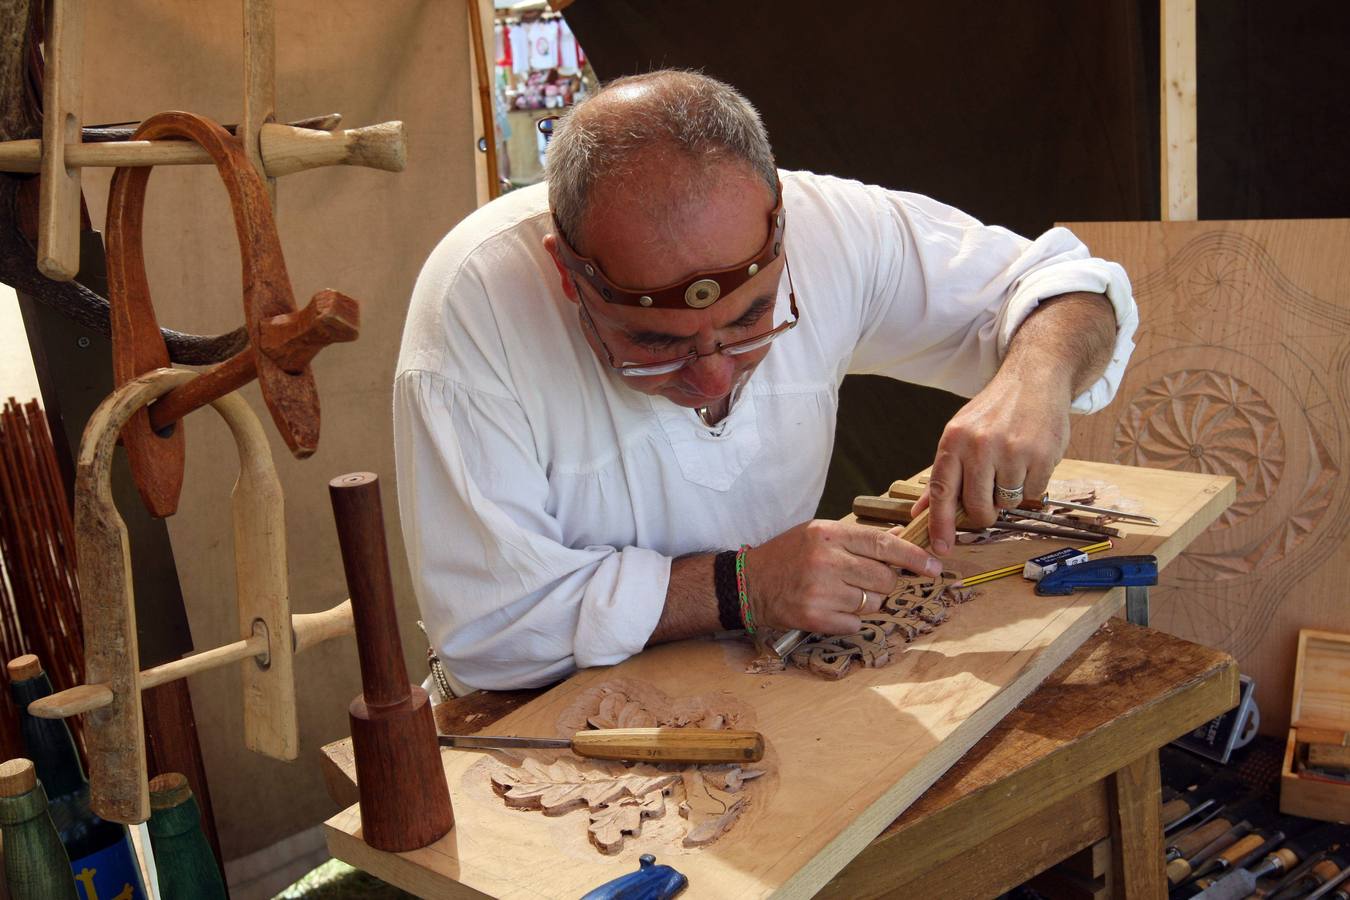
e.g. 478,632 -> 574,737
146,773 -> 227,900
7,654 -> 147,899
0,757 -> 79,899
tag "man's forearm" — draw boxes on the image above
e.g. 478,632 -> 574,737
1001,292 -> 1117,397
647,552 -> 722,645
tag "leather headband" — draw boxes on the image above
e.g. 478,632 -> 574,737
552,184 -> 785,309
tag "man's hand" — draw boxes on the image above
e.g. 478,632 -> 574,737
915,292 -> 1118,552
744,520 -> 942,634
652,520 -> 944,645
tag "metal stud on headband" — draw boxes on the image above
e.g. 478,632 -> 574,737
552,182 -> 786,310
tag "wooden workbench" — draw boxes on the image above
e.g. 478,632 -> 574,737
321,619 -> 1235,898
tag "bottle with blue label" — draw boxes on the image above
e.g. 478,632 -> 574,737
7,654 -> 147,900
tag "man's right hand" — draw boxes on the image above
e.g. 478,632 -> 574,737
745,520 -> 943,634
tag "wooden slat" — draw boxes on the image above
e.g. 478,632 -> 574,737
1060,218 -> 1350,733
324,461 -> 1234,899
1108,750 -> 1166,898
818,621 -> 1236,897
876,782 -> 1111,900
242,0 -> 276,204
36,0 -> 84,280
1160,0 -> 1197,220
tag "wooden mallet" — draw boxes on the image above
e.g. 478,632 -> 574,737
328,472 -> 454,851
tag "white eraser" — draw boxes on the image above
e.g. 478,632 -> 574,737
1023,547 -> 1090,581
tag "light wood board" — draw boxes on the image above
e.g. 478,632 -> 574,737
1061,219 -> 1350,733
326,459 -> 1233,899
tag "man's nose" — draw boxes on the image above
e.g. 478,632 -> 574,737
681,347 -> 735,396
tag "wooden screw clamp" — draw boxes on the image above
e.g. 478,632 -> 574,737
105,110 -> 361,517
27,369 -> 356,824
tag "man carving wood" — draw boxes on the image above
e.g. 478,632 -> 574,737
395,70 -> 1136,694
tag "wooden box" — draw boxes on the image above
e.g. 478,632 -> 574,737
1280,629 -> 1350,823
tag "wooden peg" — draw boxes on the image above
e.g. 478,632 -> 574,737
329,472 -> 454,852
0,121 -> 408,177
36,0 -> 85,281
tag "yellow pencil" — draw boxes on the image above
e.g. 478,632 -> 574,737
956,541 -> 1112,587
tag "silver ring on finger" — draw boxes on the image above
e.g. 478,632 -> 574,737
855,588 -> 868,614
993,482 -> 1025,506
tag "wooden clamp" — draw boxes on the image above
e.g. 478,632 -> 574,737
27,368 -> 355,824
36,0 -> 85,281
105,110 -> 361,518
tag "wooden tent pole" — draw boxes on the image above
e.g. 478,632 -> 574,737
466,0 -> 500,201
1161,0 -> 1197,221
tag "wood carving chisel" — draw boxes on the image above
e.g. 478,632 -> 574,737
1029,494 -> 1159,525
1188,830 -> 1279,886
1303,865 -> 1350,900
438,727 -> 765,764
999,508 -> 1121,537
1168,821 -> 1253,884
1193,844 -> 1301,900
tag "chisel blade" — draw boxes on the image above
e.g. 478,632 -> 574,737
439,734 -> 572,751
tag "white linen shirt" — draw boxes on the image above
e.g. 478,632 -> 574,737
395,171 -> 1137,692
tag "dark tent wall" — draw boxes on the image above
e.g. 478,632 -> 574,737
563,0 -> 1350,517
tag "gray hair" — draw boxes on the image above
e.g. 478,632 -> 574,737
545,70 -> 777,253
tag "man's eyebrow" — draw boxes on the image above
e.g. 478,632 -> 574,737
626,297 -> 776,344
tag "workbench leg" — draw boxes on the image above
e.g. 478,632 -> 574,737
1107,749 -> 1166,898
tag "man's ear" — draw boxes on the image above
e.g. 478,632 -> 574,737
542,234 -> 579,303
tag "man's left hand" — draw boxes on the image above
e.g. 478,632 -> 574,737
913,292 -> 1119,554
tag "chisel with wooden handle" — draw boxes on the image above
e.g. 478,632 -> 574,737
438,728 -> 765,765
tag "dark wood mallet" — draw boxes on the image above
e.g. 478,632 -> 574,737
329,472 -> 454,851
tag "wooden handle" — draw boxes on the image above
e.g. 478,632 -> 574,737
570,728 -> 765,765
1171,817 -> 1233,859
259,121 -> 407,176
1160,796 -> 1190,824
293,599 -> 355,653
852,495 -> 913,523
1165,857 -> 1192,884
329,473 -> 409,708
1215,833 -> 1264,867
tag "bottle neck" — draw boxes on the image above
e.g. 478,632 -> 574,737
10,673 -> 87,799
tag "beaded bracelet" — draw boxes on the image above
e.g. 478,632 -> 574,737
713,549 -> 742,631
734,544 -> 756,634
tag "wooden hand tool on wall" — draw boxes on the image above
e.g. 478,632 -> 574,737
105,110 -> 362,518
329,472 -> 454,852
26,369 -> 356,823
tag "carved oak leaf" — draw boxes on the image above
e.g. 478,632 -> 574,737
588,790 -> 667,854
680,770 -> 747,847
490,758 -> 679,816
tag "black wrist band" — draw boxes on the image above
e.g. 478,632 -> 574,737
713,549 -> 741,631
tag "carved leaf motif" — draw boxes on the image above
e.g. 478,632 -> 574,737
490,757 -> 679,815
588,790 -> 666,854
679,771 -> 746,847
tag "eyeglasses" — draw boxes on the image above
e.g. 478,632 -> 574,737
573,256 -> 801,377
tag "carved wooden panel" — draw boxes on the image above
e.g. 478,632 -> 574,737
1061,219 -> 1350,733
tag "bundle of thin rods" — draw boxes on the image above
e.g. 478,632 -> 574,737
0,397 -> 85,757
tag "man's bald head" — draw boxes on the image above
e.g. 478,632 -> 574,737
545,70 -> 777,257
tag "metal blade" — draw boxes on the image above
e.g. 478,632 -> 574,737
1000,508 -> 1121,537
1044,496 -> 1159,526
439,734 -> 572,751
1193,868 -> 1257,900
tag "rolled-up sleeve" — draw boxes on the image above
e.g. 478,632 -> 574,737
394,369 -> 669,692
847,186 -> 1137,412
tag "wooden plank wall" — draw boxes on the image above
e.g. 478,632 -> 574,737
1062,218 -> 1350,733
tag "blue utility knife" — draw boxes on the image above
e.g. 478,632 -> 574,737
1034,554 -> 1158,596
579,855 -> 688,900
